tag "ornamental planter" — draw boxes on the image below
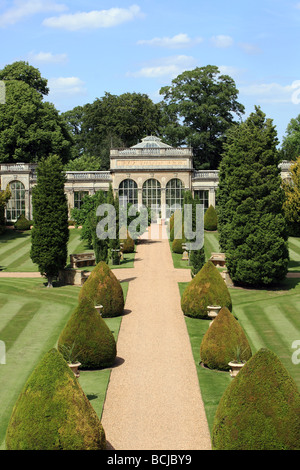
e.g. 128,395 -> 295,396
68,362 -> 81,378
207,305 -> 222,326
228,361 -> 245,377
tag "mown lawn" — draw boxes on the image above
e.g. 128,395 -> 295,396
0,228 -> 135,272
0,278 -> 128,449
178,233 -> 300,434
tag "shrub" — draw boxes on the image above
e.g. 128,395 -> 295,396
181,260 -> 232,319
14,214 -> 31,231
189,247 -> 205,277
172,236 -> 185,254
212,348 -> 300,450
204,205 -> 218,231
200,307 -> 252,370
79,261 -> 124,318
58,295 -> 117,369
121,230 -> 135,253
5,348 -> 106,450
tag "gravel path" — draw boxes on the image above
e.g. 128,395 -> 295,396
103,224 -> 212,450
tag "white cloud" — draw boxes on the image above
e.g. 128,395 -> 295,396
43,4 -> 143,30
0,0 -> 67,27
48,77 -> 87,96
127,55 -> 197,79
28,51 -> 68,64
137,33 -> 203,48
211,35 -> 234,48
240,80 -> 300,104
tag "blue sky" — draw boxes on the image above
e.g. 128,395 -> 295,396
1,0 -> 300,144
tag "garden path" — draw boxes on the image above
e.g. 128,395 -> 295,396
103,223 -> 212,450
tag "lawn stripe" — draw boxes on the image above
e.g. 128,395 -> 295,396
289,246 -> 300,261
0,238 -> 31,264
0,302 -> 41,352
0,282 -> 79,448
290,237 -> 300,248
0,299 -> 30,332
1,240 -> 33,270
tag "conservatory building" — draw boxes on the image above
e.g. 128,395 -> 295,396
0,135 -> 291,222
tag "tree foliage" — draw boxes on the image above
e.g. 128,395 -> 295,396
280,113 -> 300,161
217,106 -> 289,287
282,157 -> 300,236
0,61 -> 49,95
0,79 -> 73,164
159,65 -> 245,169
30,155 -> 69,287
64,92 -> 162,169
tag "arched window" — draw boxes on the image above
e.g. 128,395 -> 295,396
166,178 -> 184,216
118,179 -> 138,206
6,181 -> 25,221
142,179 -> 161,213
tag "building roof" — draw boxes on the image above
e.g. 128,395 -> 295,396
131,136 -> 172,149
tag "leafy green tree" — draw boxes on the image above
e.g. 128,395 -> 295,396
280,114 -> 300,161
159,65 -> 245,169
64,154 -> 102,171
0,80 -> 73,164
79,92 -> 162,169
217,106 -> 289,287
30,155 -> 69,287
0,61 -> 49,95
282,157 -> 300,236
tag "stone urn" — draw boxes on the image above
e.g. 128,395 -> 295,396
207,305 -> 222,326
68,362 -> 81,378
228,361 -> 245,377
95,305 -> 103,316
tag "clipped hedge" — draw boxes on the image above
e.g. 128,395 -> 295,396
172,236 -> 185,254
79,261 -> 124,318
14,214 -> 32,231
181,260 -> 232,318
204,205 -> 218,231
212,348 -> 300,450
58,295 -> 117,369
200,307 -> 252,370
121,230 -> 135,253
5,348 -> 106,450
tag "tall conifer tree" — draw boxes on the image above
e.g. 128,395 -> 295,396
30,155 -> 69,287
217,107 -> 289,287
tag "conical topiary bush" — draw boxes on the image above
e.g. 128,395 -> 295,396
212,348 -> 300,450
200,307 -> 252,370
5,348 -> 106,450
58,295 -> 117,369
181,260 -> 232,318
120,229 -> 135,253
204,205 -> 218,231
79,261 -> 124,318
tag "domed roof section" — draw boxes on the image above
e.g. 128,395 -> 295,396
131,136 -> 172,149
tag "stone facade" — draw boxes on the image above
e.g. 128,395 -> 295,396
0,136 -> 292,222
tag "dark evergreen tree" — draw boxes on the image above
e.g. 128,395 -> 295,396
183,190 -> 205,276
217,106 -> 289,287
30,155 -> 69,287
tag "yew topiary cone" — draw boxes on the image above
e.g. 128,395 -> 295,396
5,348 -> 106,450
79,261 -> 124,318
212,348 -> 300,450
120,229 -> 135,253
181,260 -> 232,318
58,295 -> 116,369
204,205 -> 218,231
200,307 -> 252,370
